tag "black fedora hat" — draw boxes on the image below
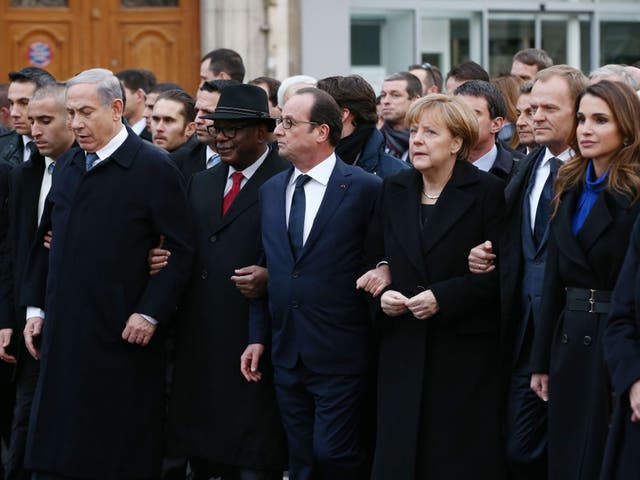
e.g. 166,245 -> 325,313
203,83 -> 276,131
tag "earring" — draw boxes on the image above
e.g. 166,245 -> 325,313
623,138 -> 630,146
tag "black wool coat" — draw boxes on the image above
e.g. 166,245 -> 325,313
530,186 -> 640,480
372,161 -> 506,480
22,129 -> 195,479
168,148 -> 288,470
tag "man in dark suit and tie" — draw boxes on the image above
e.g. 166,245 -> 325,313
21,68 -> 194,480
241,88 -> 382,480
156,84 -> 288,480
469,65 -> 587,479
0,82 -> 75,480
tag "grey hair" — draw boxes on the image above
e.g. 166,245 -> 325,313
589,64 -> 639,90
66,68 -> 123,107
277,75 -> 317,108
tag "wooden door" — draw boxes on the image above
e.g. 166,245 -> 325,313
0,0 -> 200,92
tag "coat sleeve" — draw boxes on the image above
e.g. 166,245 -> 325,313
604,217 -> 640,397
0,162 -> 13,328
134,160 -> 195,323
428,178 -> 504,323
529,230 -> 565,373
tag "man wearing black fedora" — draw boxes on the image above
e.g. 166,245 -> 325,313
157,84 -> 288,480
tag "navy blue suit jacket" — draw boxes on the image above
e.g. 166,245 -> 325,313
251,157 -> 382,375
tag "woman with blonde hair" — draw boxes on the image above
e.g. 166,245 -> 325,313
530,80 -> 640,479
372,94 -> 506,479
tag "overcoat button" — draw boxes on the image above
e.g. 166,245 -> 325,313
561,333 -> 569,344
583,335 -> 592,346
209,235 -> 217,243
292,271 -> 299,278
291,301 -> 299,308
201,270 -> 208,279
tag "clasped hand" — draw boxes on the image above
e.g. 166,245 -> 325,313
381,289 -> 439,320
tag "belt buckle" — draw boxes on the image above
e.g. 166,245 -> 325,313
588,289 -> 596,313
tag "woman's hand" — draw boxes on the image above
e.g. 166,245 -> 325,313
630,379 -> 640,422
530,373 -> 549,402
406,289 -> 439,320
381,290 -> 409,317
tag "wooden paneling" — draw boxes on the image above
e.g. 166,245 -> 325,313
0,0 -> 200,91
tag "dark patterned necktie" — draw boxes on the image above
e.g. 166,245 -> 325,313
533,157 -> 559,246
288,174 -> 311,259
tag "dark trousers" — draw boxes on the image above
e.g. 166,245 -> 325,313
273,362 -> 365,480
7,353 -> 39,480
505,370 -> 548,480
1,359 -> 15,479
189,458 -> 281,480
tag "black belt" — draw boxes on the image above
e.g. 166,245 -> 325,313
565,287 -> 611,314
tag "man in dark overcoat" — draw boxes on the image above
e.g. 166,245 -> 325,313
20,68 -> 194,480
161,84 -> 288,480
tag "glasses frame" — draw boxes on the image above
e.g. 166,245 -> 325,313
275,117 -> 320,130
421,62 -> 437,88
206,122 -> 259,139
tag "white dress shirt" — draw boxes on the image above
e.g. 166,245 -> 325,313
206,145 -> 221,169
37,157 -> 55,224
285,153 -> 336,245
529,147 -> 573,230
130,117 -> 147,136
472,144 -> 498,172
224,146 -> 268,195
23,136 -> 34,163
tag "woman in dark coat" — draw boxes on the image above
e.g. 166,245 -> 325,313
372,94 -> 506,479
530,80 -> 640,479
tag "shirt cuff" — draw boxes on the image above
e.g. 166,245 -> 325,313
26,306 -> 45,320
140,314 -> 158,325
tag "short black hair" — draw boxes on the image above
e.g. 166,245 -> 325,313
155,89 -> 196,123
200,79 -> 239,93
317,75 -> 377,125
8,67 -> 56,88
296,87 -> 342,147
513,49 -> 553,70
383,71 -> 422,99
201,48 -> 245,83
115,69 -> 156,93
249,76 -> 281,108
149,82 -> 184,95
408,63 -> 443,91
454,80 -> 507,120
446,61 -> 490,83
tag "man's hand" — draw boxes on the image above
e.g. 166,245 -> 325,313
630,379 -> 640,422
530,373 -> 549,402
231,265 -> 268,299
0,328 -> 16,364
148,235 -> 170,276
406,289 -> 439,320
468,240 -> 496,274
121,313 -> 157,346
24,317 -> 44,360
240,343 -> 265,382
43,230 -> 53,250
356,264 -> 391,297
381,290 -> 410,317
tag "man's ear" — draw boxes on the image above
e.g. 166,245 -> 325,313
490,116 -> 504,134
184,121 -> 196,138
315,123 -> 330,144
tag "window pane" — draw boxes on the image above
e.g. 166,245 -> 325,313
10,0 -> 67,6
541,20 -> 567,65
601,21 -> 640,65
121,0 -> 177,6
351,22 -> 381,66
489,19 -> 535,75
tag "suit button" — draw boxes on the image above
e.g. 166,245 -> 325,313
291,301 -> 299,308
292,271 -> 299,279
209,235 -> 217,243
583,335 -> 592,346
561,333 -> 569,344
201,270 -> 208,279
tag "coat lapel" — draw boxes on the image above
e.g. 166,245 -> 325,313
576,190 -> 626,255
421,161 -> 476,254
203,163 -> 228,233
299,159 -> 351,259
387,170 -> 427,279
553,188 -> 592,271
22,154 -> 46,224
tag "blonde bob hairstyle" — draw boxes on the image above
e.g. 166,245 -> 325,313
405,93 -> 479,162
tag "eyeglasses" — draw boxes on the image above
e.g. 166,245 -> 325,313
207,123 -> 257,139
275,117 -> 320,130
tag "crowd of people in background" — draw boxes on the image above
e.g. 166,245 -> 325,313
0,46 -> 639,480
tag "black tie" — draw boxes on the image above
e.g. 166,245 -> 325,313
533,157 -> 559,246
288,175 -> 311,259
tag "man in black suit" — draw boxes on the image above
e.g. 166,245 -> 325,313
116,68 -> 156,142
150,89 -> 196,153
455,80 -> 522,181
151,83 -> 288,480
170,79 -> 238,180
0,68 -> 55,167
469,65 -> 587,479
0,83 -> 75,480
21,68 -> 193,480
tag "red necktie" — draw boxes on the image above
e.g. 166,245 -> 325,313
222,171 -> 244,215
